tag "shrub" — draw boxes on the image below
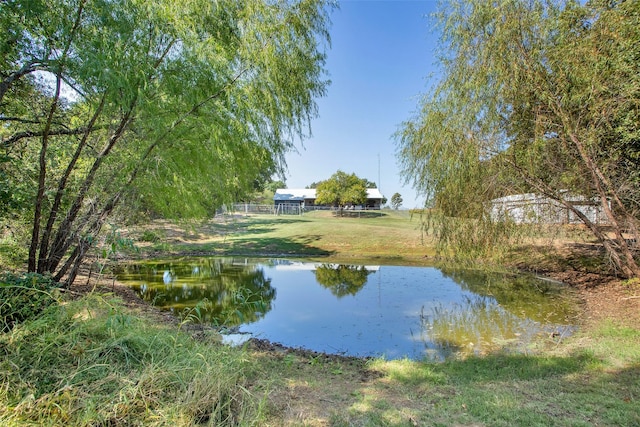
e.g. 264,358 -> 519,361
0,272 -> 60,332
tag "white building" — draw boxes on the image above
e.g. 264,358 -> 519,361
274,188 -> 385,210
489,192 -> 609,224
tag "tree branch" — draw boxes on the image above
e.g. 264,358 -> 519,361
0,60 -> 45,105
1,125 -> 105,148
27,0 -> 87,273
56,66 -> 252,280
47,37 -> 177,275
46,94 -> 137,273
28,71 -> 62,272
38,93 -> 107,273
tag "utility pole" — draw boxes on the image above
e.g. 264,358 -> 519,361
378,153 -> 381,192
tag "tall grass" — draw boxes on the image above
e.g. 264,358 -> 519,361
0,293 -> 265,426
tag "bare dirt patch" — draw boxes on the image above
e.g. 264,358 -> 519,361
550,270 -> 640,329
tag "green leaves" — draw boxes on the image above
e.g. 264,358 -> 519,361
314,264 -> 371,297
1,0 -> 334,281
397,0 -> 640,275
315,170 -> 368,210
390,193 -> 403,210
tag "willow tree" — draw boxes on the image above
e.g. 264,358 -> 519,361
0,0 -> 333,285
397,0 -> 640,277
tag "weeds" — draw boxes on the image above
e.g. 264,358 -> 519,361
622,277 -> 640,291
0,294 -> 265,426
0,272 -> 60,332
139,229 -> 163,243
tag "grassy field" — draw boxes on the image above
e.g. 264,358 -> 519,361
132,210 -> 437,264
1,211 -> 639,426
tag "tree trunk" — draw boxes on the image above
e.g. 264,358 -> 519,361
510,156 -> 639,278
37,95 -> 106,273
44,99 -> 136,274
28,74 -> 62,272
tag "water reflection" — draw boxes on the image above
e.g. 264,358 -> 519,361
314,264 -> 373,297
418,296 -> 571,359
115,258 -> 275,325
115,258 -> 579,360
440,268 -> 577,324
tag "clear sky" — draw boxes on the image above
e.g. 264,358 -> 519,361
283,0 -> 439,208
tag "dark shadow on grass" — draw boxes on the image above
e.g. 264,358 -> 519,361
507,242 -> 613,278
333,211 -> 387,219
219,235 -> 333,257
591,364 -> 640,406
434,351 -> 598,383
205,217 -> 309,236
156,217 -> 311,245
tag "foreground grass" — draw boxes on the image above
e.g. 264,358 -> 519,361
355,327 -> 640,427
1,293 -> 638,426
0,293 -> 267,426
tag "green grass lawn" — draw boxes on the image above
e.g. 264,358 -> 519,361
136,210 -> 436,264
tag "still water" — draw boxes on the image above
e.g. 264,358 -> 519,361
115,257 -> 579,360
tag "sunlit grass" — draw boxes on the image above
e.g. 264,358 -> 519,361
133,210 -> 435,263
0,294 -> 266,426
567,321 -> 640,368
340,336 -> 639,427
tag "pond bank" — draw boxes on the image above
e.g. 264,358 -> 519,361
112,213 -> 640,331
72,214 -> 640,424
66,262 -> 640,426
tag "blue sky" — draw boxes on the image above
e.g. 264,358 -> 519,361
283,0 -> 440,208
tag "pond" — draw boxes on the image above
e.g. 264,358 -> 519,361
114,257 -> 580,360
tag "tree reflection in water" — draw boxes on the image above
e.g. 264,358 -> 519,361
419,296 -> 536,358
419,269 -> 579,358
439,268 -> 579,323
313,264 -> 373,297
115,258 -> 275,326
115,258 -> 580,360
